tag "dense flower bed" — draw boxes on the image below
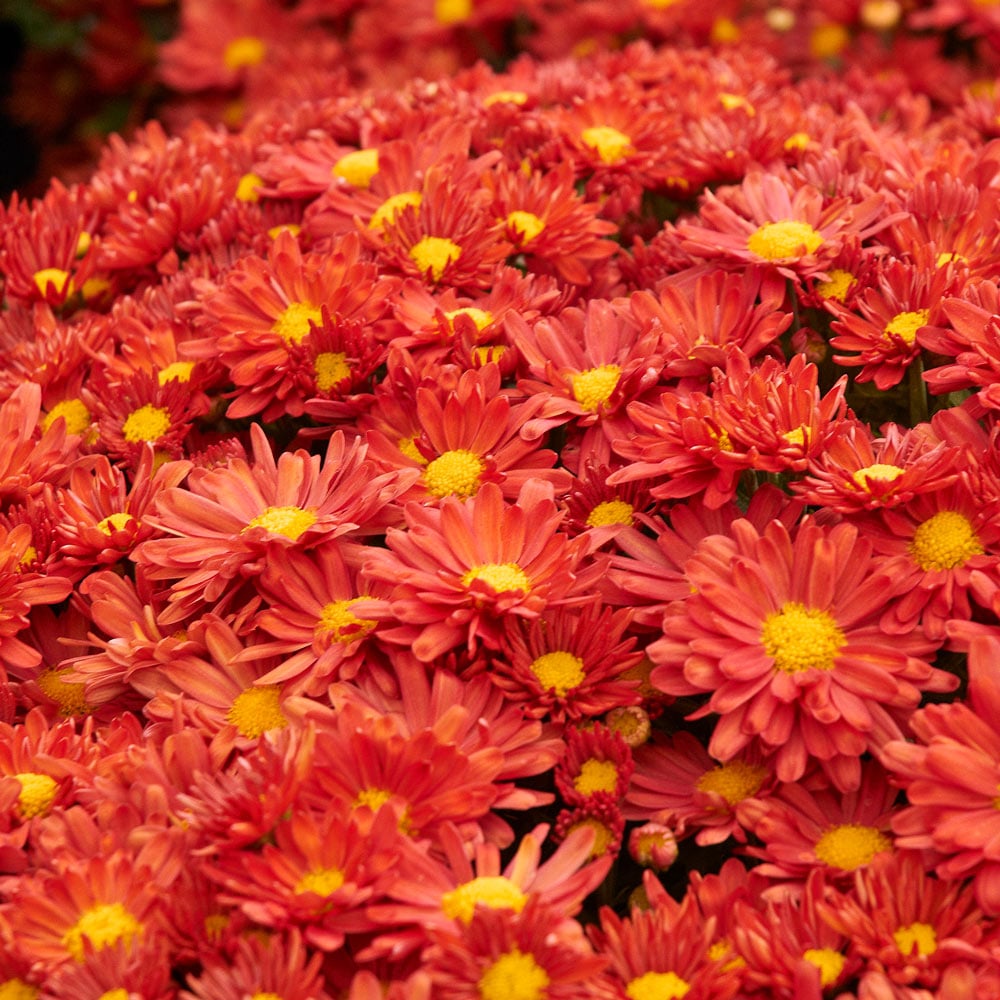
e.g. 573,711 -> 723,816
6,1 -> 1000,998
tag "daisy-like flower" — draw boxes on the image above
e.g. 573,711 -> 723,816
39,937 -> 175,1000
363,480 -> 599,662
133,423 -> 417,621
648,517 -> 955,791
740,760 -> 898,885
880,634 -> 1000,914
676,169 -> 891,280
624,731 -> 773,846
554,798 -> 626,861
490,603 -> 642,722
554,723 -> 634,807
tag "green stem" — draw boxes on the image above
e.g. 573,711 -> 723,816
908,353 -> 928,426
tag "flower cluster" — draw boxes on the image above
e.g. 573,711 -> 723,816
5,2 -> 1000,998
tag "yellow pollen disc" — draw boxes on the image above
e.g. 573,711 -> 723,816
273,302 -> 323,346
41,398 -> 91,436
711,16 -> 742,42
316,598 -> 377,643
814,824 -> 892,870
936,250 -> 967,268
223,35 -> 266,70
235,172 -> 263,202
158,361 -> 195,385
474,345 -> 506,365
643,0 -> 682,8
0,981 -> 39,1000
530,650 -> 585,696
908,510 -> 984,571
369,191 -> 422,230
571,364 -> 621,411
586,498 -> 634,527
354,787 -> 393,811
295,866 -> 345,896
506,210 -> 546,244
122,404 -> 171,444
13,772 -> 58,819
244,505 -> 317,541
719,92 -> 755,115
444,306 -> 494,331
441,876 -> 526,924
861,0 -> 902,29
782,426 -> 806,446
203,913 -> 229,941
226,685 -> 288,738
884,309 -> 929,345
484,90 -> 528,106
894,921 -> 937,957
423,449 -> 484,498
332,148 -> 379,188
802,948 -> 845,987
268,223 -> 300,239
80,277 -> 110,301
810,21 -> 850,59
625,970 -> 692,1000
852,463 -> 905,489
18,545 -> 37,569
398,435 -> 427,464
409,236 -> 462,282
761,602 -> 846,674
747,221 -> 823,261
696,760 -> 767,806
572,817 -> 615,857
434,0 -> 472,24
63,903 -> 142,962
462,563 -> 530,593
314,351 -> 351,392
97,991 -> 129,1000
251,994 -> 283,1000
573,758 -> 620,796
37,668 -> 91,716
607,706 -> 651,746
479,948 -> 550,1000
75,232 -> 92,258
783,131 -> 811,151
580,125 -> 634,165
32,268 -> 72,297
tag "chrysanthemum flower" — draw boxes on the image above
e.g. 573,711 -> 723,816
555,723 -> 634,806
649,517 -> 955,790
41,936 -> 176,1000
362,480 -> 599,661
554,797 -> 625,861
134,423 -> 417,621
490,603 -> 642,722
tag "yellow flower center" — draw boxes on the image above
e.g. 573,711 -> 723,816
409,236 -> 462,281
33,267 -> 73,298
573,758 -> 620,796
852,463 -> 905,489
625,971 -> 691,1000
441,876 -> 527,923
13,772 -> 58,819
894,921 -> 937,957
398,435 -> 427,464
810,21 -> 850,59
479,948 -> 550,1000
711,16 -> 742,42
226,685 -> 288,738
0,981 -> 39,1000
746,221 -> 824,261
435,0 -> 472,23
369,191 -> 422,230
423,449 -> 484,498
444,306 -> 494,331
204,913 -> 229,941
783,131 -> 811,151
936,250 -> 967,268
37,667 -> 91,716
782,426 -> 806,446
18,545 -> 37,570
814,824 -> 892,870
251,994 -> 282,1000
122,404 -> 171,444
223,35 -> 266,70
158,361 -> 195,385
484,90 -> 528,106
506,211 -> 546,244
244,505 -> 317,541
580,125 -> 634,164
571,364 -> 621,411
354,787 -> 393,811
316,598 -> 377,643
761,602 -> 846,674
41,398 -> 91,436
97,991 -> 128,1000
273,302 -> 323,346
530,651 -> 586,696
462,563 -> 530,593
802,948 -> 846,987
314,352 -> 351,392
586,499 -> 634,528
267,223 -> 300,239
719,92 -> 755,115
696,760 -> 767,805
63,903 -> 142,962
570,817 -> 616,858
295,866 -> 345,896
332,148 -> 379,188
474,344 -> 507,365
97,512 -> 133,535
908,510 -> 984,571
884,309 -> 929,345
235,172 -> 263,202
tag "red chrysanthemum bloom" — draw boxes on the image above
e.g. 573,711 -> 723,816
880,635 -> 1000,914
40,937 -> 176,1000
649,518 -> 956,791
554,797 -> 626,861
624,731 -> 774,846
739,760 -> 898,885
422,897 -> 615,1000
362,481 -> 600,662
134,424 -> 416,621
490,603 -> 642,722
555,723 -> 634,807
